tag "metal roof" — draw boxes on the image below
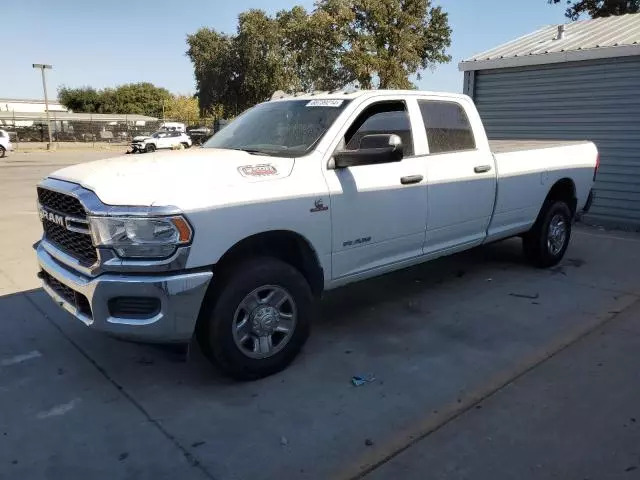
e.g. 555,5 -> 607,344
460,13 -> 640,72
0,98 -> 65,104
0,111 -> 158,122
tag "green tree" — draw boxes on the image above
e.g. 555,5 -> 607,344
186,1 -> 452,113
164,95 -> 200,123
57,82 -> 172,117
549,0 -> 640,19
234,10 -> 291,109
318,0 -> 452,89
112,83 -> 172,118
186,28 -> 238,116
58,86 -> 102,113
276,5 -> 352,91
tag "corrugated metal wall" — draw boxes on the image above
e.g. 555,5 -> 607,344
469,56 -> 640,229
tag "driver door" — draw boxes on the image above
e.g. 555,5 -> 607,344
155,132 -> 171,149
323,98 -> 428,280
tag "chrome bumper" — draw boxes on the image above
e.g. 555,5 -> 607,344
36,242 -> 213,343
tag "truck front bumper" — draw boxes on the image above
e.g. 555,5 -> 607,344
36,242 -> 213,343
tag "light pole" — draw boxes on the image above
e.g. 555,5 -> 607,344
32,63 -> 53,149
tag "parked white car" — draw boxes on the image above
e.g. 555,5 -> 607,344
0,129 -> 13,157
35,89 -> 598,380
130,130 -> 192,153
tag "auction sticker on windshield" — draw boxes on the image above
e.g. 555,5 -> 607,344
306,99 -> 344,107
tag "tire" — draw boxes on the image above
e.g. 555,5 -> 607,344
181,142 -> 190,149
523,200 -> 572,268
0,146 -> 5,158
197,257 -> 313,380
145,143 -> 156,153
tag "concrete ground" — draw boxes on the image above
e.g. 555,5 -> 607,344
1,151 -> 640,480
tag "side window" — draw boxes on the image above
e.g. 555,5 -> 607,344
344,101 -> 414,157
418,100 -> 476,154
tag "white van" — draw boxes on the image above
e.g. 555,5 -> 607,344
159,122 -> 186,133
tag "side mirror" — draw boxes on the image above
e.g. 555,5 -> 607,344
334,134 -> 404,168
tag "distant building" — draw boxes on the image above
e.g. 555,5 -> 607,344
0,98 -> 68,114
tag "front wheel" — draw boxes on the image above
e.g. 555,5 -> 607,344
145,143 -> 156,153
523,200 -> 572,268
197,257 -> 313,380
0,146 -> 5,158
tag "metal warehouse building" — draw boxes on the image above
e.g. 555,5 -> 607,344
460,14 -> 640,229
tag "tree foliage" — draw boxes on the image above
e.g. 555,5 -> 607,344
186,0 -> 452,114
163,95 -> 200,122
58,83 -> 172,117
549,0 -> 640,19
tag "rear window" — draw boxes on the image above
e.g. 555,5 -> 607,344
418,101 -> 475,154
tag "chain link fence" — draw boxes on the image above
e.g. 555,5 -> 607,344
0,112 -> 163,147
0,111 -> 231,149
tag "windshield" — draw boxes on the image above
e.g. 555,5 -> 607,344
203,99 -> 350,157
151,131 -> 168,138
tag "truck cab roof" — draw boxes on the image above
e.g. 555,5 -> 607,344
269,89 -> 472,103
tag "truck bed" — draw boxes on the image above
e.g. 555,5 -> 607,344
489,140 -> 591,154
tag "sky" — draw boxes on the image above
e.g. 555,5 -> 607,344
1,0 -> 570,100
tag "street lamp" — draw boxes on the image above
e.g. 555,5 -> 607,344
32,63 -> 53,149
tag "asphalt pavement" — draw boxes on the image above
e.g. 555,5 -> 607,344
1,151 -> 639,480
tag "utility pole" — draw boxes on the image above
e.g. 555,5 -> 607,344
32,64 -> 53,149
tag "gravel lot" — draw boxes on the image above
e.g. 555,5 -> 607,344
1,150 -> 640,480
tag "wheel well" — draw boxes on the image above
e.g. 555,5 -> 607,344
546,178 -> 577,216
213,231 -> 324,296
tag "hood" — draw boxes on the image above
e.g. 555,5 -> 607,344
132,135 -> 150,142
49,148 -> 295,209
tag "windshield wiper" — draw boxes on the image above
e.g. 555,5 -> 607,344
231,148 -> 275,156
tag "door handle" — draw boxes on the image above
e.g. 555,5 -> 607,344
474,165 -> 492,174
400,175 -> 424,185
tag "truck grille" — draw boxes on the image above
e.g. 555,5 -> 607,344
37,187 -> 98,267
41,270 -> 92,318
42,219 -> 98,266
37,187 -> 86,218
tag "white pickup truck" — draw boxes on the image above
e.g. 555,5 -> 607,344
35,90 -> 598,380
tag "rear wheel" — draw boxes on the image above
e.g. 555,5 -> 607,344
0,146 -> 5,158
145,143 -> 156,153
523,200 -> 572,268
197,257 -> 313,380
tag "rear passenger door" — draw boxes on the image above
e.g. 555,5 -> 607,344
167,131 -> 182,148
418,99 -> 497,253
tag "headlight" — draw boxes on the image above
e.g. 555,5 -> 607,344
89,216 -> 192,258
